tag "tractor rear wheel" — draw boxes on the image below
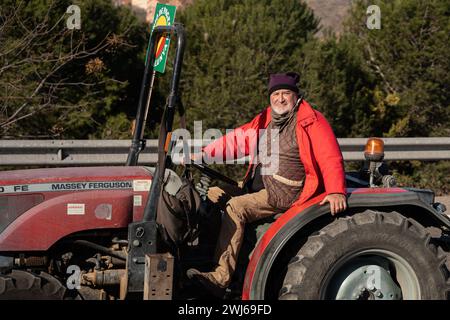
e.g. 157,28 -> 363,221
279,210 -> 450,300
0,270 -> 75,300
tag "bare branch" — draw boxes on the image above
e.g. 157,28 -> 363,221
365,44 -> 397,94
0,1 -> 139,136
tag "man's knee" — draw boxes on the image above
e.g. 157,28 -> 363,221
226,197 -> 247,223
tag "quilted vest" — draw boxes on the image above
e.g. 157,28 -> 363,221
261,112 -> 305,210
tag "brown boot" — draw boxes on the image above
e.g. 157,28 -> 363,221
186,268 -> 226,298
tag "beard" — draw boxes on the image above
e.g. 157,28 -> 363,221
271,103 -> 294,115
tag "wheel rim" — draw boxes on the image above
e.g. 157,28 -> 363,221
321,249 -> 421,300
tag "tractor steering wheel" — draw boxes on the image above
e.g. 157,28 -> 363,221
188,162 -> 238,187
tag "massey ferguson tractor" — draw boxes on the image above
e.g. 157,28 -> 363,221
0,24 -> 449,300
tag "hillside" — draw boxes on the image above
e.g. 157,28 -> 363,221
303,0 -> 352,36
129,0 -> 352,36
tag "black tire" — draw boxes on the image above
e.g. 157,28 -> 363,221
279,210 -> 450,300
0,270 -> 74,300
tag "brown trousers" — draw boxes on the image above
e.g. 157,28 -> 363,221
207,185 -> 282,288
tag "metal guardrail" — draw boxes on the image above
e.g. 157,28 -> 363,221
0,137 -> 449,166
0,140 -> 157,166
339,137 -> 450,161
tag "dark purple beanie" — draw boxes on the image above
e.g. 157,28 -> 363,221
268,72 -> 300,96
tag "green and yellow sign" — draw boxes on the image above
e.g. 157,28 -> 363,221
149,3 -> 177,73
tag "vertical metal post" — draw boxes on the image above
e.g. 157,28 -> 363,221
125,24 -> 186,296
143,24 -> 186,222
126,31 -> 160,166
141,70 -> 157,140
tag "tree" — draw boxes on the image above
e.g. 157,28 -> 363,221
298,35 -> 379,137
0,0 -> 148,139
152,0 -> 318,179
345,0 -> 450,137
177,0 -> 319,131
289,0 -> 449,194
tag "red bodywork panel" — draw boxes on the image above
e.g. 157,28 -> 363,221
0,167 -> 152,251
241,187 -> 408,300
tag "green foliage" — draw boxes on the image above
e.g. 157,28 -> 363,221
0,0 -> 147,138
97,112 -> 132,139
169,0 -> 449,188
292,0 -> 449,194
158,0 -> 318,181
177,0 -> 319,131
392,161 -> 450,196
298,35 -> 379,137
1,0 -> 448,193
174,0 -> 448,140
298,0 -> 450,139
344,0 -> 450,137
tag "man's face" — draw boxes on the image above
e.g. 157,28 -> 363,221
270,89 -> 298,115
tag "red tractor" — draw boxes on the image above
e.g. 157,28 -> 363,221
0,24 -> 449,300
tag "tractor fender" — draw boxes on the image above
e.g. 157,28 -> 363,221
242,188 -> 450,300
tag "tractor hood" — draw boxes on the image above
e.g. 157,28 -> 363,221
0,166 -> 155,251
0,166 -> 154,193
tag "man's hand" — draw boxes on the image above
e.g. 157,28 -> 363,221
319,193 -> 347,215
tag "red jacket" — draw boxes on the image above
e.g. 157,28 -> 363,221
203,99 -> 346,206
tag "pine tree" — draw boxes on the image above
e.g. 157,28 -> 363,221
345,0 -> 450,137
0,0 -> 147,139
177,0 -> 319,131
298,35 -> 379,137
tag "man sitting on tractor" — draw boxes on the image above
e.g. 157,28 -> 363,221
187,72 -> 347,296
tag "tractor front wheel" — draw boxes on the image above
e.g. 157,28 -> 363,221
279,210 -> 449,300
0,270 -> 76,300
